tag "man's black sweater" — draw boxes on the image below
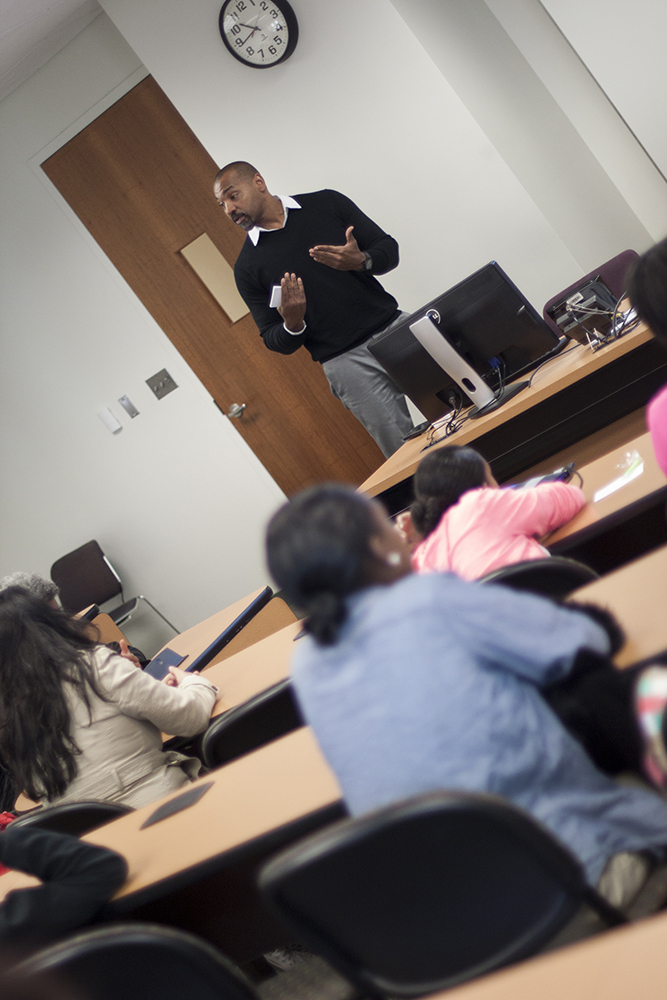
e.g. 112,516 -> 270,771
234,189 -> 400,363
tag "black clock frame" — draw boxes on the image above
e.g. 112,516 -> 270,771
218,0 -> 299,69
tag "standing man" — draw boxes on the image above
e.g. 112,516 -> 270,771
213,161 -> 414,457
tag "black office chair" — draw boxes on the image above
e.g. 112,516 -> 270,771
259,790 -> 627,998
200,679 -> 305,770
50,539 -> 177,631
477,556 -> 598,598
8,922 -> 259,1000
11,801 -> 133,837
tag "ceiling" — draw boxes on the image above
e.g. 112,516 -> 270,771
0,0 -> 102,104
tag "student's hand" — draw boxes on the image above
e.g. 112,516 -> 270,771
162,666 -> 191,687
309,227 -> 366,270
118,639 -> 141,669
395,511 -> 422,550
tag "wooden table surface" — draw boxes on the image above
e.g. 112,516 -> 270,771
158,589 -> 296,672
0,728 -> 343,958
360,325 -> 655,500
568,543 -> 667,668
545,431 -> 666,548
422,908 -> 667,1000
201,619 -> 302,718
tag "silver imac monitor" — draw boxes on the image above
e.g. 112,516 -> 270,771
369,261 -> 563,423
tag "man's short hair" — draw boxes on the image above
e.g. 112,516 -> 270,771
214,161 -> 259,186
0,572 -> 59,604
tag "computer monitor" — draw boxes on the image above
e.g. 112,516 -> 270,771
369,262 -> 563,423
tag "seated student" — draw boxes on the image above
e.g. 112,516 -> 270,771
0,573 -> 60,610
0,570 -> 148,667
0,825 -> 127,950
266,484 -> 667,906
0,587 -> 219,810
396,445 -> 585,579
627,237 -> 667,477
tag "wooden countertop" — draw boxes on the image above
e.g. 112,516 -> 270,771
360,325 -> 653,499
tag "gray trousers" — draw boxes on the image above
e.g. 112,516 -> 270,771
321,313 -> 414,458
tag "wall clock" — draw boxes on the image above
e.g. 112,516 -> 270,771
219,0 -> 299,69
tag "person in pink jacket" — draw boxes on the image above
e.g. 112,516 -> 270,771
627,237 -> 667,478
397,445 -> 585,580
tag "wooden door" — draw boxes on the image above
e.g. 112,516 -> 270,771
41,77 -> 384,495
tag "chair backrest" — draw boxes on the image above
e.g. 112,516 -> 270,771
51,541 -> 121,614
477,557 -> 598,598
259,790 -> 623,998
11,801 -> 132,836
201,679 -> 305,769
542,249 -> 639,338
10,922 -> 259,1000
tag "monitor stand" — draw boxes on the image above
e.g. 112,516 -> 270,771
410,313 -> 529,421
468,379 -> 528,419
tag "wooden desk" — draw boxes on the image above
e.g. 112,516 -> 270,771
545,432 -> 667,573
361,325 -> 667,514
423,909 -> 667,1000
88,614 -> 128,646
568,544 -> 667,668
0,728 -> 344,961
201,620 -> 302,719
159,590 -> 297,671
163,621 -> 302,743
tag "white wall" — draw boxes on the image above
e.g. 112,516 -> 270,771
486,0 -> 667,241
391,0 -> 657,274
97,0 -> 583,312
0,15 -> 286,653
541,0 -> 667,187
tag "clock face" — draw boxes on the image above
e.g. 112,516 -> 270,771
219,0 -> 299,69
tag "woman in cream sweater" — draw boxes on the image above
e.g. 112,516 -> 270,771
0,586 -> 218,810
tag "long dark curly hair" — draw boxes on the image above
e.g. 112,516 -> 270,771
0,587 -> 107,802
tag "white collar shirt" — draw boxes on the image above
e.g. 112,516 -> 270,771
247,195 -> 301,245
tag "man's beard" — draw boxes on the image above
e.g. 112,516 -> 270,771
231,212 -> 253,231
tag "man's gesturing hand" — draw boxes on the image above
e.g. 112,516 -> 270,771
277,272 -> 307,332
309,226 -> 366,271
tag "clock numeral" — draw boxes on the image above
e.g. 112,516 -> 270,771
235,37 -> 243,46
269,44 -> 277,54
235,1 -> 247,11
260,0 -> 268,8
270,8 -> 279,16
246,45 -> 255,55
274,34 -> 282,43
231,23 -> 241,34
258,48 -> 265,58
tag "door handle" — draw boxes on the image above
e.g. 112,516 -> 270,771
227,403 -> 247,419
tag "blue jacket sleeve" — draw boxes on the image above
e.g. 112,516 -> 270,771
448,583 -> 612,688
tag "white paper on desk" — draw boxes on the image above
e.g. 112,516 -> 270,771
269,285 -> 282,308
593,455 -> 644,503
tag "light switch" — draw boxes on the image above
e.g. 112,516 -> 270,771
118,395 -> 140,418
146,369 -> 178,400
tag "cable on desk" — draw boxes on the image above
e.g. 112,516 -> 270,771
527,342 -> 580,388
603,291 -> 641,343
420,392 -> 473,451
